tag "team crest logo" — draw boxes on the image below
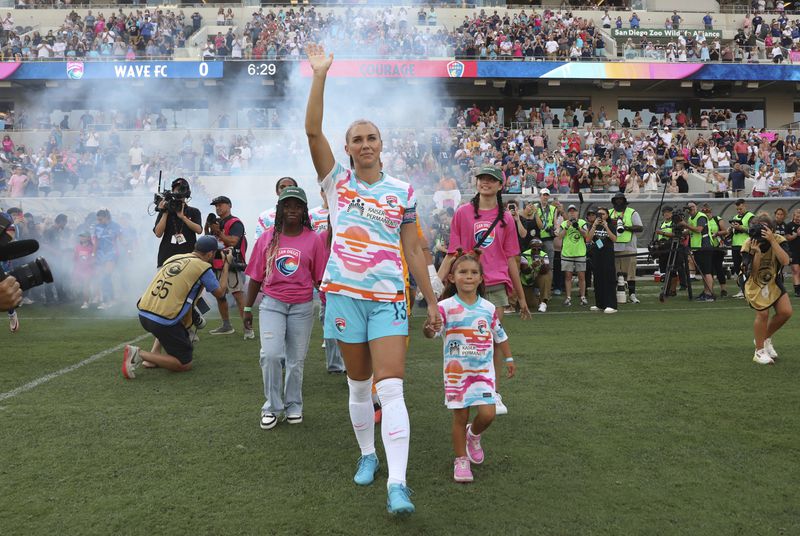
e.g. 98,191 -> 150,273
164,258 -> 189,278
335,318 -> 347,333
474,221 -> 495,248
67,61 -> 84,80
447,60 -> 465,78
477,319 -> 488,335
276,248 -> 301,277
385,195 -> 398,208
347,198 -> 366,216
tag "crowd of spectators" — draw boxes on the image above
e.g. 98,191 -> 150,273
3,102 -> 800,200
0,7 -> 202,61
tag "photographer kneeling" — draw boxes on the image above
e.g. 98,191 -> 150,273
153,178 -> 202,268
741,214 -> 793,365
121,236 -> 232,379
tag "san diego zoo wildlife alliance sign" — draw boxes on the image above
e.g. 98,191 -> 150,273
611,28 -> 723,39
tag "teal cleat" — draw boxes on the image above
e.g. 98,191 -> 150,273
386,484 -> 415,515
353,453 -> 379,486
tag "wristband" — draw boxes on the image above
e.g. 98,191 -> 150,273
505,357 -> 514,363
243,306 -> 252,312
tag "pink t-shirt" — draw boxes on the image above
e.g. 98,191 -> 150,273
245,227 -> 326,304
448,205 -> 520,291
8,173 -> 27,197
73,243 -> 94,280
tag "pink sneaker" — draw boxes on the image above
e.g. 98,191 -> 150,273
465,424 -> 484,464
453,456 -> 473,483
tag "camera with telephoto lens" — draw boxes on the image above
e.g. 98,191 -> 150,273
569,217 -> 579,229
0,213 -> 53,292
616,218 -> 626,235
749,223 -> 766,243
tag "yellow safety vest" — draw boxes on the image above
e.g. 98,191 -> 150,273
610,207 -> 635,243
658,220 -> 673,241
689,213 -> 712,250
537,204 -> 558,239
137,254 -> 212,328
732,211 -> 754,247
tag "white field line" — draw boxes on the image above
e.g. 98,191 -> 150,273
0,333 -> 149,402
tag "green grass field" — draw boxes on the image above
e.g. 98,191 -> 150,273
2,283 -> 799,535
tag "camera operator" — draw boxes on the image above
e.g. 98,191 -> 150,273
609,192 -> 644,303
520,238 -> 551,313
741,214 -> 792,365
685,202 -> 717,301
729,198 -> 754,298
654,206 -> 687,296
703,204 -> 730,298
533,188 -> 561,265
207,196 -> 251,339
153,178 -> 202,268
586,206 -> 618,313
121,235 -> 233,379
556,204 -> 589,306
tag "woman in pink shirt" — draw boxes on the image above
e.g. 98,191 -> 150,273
243,186 -> 326,430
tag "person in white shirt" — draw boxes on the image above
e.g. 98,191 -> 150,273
643,166 -> 660,192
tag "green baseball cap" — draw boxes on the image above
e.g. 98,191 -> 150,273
474,165 -> 504,183
278,186 -> 308,204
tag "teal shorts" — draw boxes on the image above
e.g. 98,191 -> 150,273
324,293 -> 409,343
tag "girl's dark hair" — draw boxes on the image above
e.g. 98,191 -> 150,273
263,196 -> 312,281
274,176 -> 297,194
441,248 -> 486,300
470,189 -> 506,227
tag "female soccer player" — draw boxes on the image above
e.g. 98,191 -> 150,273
305,43 -> 442,515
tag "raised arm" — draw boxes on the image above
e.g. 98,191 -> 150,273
305,43 -> 336,181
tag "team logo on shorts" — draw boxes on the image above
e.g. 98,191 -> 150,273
276,248 -> 301,277
335,317 -> 347,333
474,221 -> 495,248
476,319 -> 488,335
384,195 -> 398,208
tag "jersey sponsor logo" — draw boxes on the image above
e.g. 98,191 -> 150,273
346,198 -> 366,216
447,340 -> 483,357
276,248 -> 301,277
335,317 -> 347,333
474,221 -> 496,248
345,197 -> 401,229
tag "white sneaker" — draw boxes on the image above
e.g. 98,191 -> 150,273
243,328 -> 255,340
629,294 -> 640,304
563,298 -> 572,306
260,412 -> 279,430
753,348 -> 774,365
764,338 -> 778,360
286,414 -> 303,425
189,331 -> 200,344
21,297 -> 34,305
604,307 -> 618,314
580,296 -> 588,306
80,302 -> 89,309
494,393 -> 508,415
321,340 -> 326,349
733,291 -> 745,299
538,302 -> 547,313
121,345 -> 142,379
590,306 -> 601,312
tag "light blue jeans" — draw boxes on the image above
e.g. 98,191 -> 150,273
259,296 -> 314,415
320,303 -> 345,373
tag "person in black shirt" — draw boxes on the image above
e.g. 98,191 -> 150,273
785,208 -> 800,296
154,178 -> 202,267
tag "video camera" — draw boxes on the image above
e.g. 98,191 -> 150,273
0,213 -> 53,293
154,174 -> 191,214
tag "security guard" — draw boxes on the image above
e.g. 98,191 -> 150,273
121,235 -> 232,379
685,202 -> 715,301
729,198 -> 754,298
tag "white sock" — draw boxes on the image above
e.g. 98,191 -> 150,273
376,378 -> 410,488
347,376 -> 375,456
